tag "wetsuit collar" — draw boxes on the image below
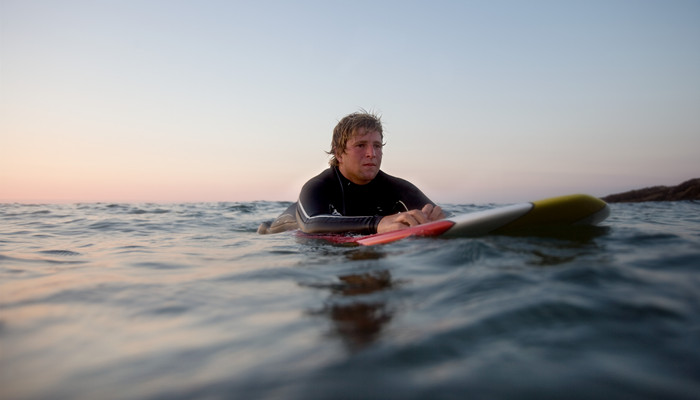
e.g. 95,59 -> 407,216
334,166 -> 382,187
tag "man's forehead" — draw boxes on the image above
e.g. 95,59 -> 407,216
350,128 -> 382,142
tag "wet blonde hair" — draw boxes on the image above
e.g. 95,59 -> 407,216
327,111 -> 384,167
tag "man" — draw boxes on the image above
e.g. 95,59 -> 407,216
258,111 -> 444,234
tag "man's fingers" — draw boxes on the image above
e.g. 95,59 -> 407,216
378,214 -> 411,233
430,205 -> 445,220
397,212 -> 417,227
403,210 -> 428,225
422,204 -> 445,221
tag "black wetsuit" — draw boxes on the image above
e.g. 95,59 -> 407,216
295,167 -> 437,234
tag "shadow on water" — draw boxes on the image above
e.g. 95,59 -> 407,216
492,225 -> 611,267
499,224 -> 611,242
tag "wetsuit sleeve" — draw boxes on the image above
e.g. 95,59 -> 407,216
296,172 -> 381,235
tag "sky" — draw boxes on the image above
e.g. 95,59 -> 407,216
1,0 -> 699,204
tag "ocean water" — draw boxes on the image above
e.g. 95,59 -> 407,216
1,201 -> 699,400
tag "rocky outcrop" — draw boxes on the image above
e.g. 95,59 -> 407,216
602,178 -> 700,203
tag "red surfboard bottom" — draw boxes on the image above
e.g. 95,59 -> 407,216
356,220 -> 456,246
296,219 -> 456,246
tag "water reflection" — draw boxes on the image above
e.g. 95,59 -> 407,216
308,267 -> 398,352
326,271 -> 394,351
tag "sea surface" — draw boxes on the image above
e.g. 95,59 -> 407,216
1,201 -> 699,400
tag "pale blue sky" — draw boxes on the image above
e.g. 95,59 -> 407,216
2,0 -> 699,203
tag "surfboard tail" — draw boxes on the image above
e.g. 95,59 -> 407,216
494,194 -> 609,233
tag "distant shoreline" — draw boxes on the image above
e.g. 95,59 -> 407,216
602,178 -> 700,203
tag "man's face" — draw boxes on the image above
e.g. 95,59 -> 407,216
337,128 -> 383,185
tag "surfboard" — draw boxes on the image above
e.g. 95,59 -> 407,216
295,194 -> 610,246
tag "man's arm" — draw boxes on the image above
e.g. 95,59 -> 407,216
296,199 -> 380,234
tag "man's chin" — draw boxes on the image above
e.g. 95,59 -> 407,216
362,171 -> 379,181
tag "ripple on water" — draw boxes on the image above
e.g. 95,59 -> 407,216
131,261 -> 194,270
37,250 -> 82,256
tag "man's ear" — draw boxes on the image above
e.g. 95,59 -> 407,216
335,150 -> 344,164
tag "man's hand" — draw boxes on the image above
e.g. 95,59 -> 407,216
377,204 -> 445,233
